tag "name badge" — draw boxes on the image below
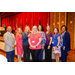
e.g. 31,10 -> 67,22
52,42 -> 54,44
32,40 -> 35,43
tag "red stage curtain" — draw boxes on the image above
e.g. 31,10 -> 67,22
18,13 -> 23,28
9,16 -> 13,28
1,12 -> 51,32
2,17 -> 7,27
37,12 -> 43,25
7,17 -> 9,27
22,12 -> 27,31
43,12 -> 49,31
15,14 -> 18,30
22,12 -> 34,31
30,12 -> 33,30
1,12 -> 19,18
12,15 -> 16,30
27,12 -> 31,29
50,12 -> 51,25
34,12 -> 39,26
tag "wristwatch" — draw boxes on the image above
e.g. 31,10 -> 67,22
36,46 -> 37,48
56,46 -> 58,48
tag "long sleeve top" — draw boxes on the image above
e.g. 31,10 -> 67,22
62,31 -> 70,52
40,32 -> 46,47
22,32 -> 29,45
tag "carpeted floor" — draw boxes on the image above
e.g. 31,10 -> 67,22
0,49 -> 75,62
67,50 -> 75,62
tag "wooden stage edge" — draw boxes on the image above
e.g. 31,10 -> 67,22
0,49 -> 59,62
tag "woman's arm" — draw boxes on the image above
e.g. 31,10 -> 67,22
28,33 -> 34,48
35,38 -> 42,47
41,33 -> 46,47
49,37 -> 52,45
4,34 -> 14,48
63,32 -> 70,46
28,38 -> 31,46
57,36 -> 60,46
48,37 -> 52,49
28,38 -> 34,48
55,36 -> 60,50
63,32 -> 70,50
48,32 -> 53,49
22,33 -> 28,40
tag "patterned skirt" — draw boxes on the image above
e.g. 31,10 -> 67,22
53,46 -> 61,54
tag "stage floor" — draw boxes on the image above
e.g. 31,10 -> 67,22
0,36 -> 3,40
0,49 -> 75,62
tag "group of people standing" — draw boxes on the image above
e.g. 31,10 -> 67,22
3,24 -> 70,62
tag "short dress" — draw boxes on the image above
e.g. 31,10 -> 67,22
52,34 -> 61,54
16,34 -> 23,55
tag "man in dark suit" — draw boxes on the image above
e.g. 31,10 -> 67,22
60,25 -> 70,62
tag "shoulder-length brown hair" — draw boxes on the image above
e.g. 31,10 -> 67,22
24,25 -> 30,35
46,25 -> 51,36
54,27 -> 59,34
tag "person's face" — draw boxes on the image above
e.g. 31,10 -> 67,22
61,27 -> 66,32
38,25 -> 42,31
18,29 -> 22,34
33,28 -> 37,33
46,26 -> 50,31
7,27 -> 12,32
26,27 -> 29,32
54,28 -> 58,34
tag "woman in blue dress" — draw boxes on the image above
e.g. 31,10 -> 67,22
52,28 -> 61,62
38,25 -> 46,62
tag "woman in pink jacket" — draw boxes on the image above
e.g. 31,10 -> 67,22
16,28 -> 23,62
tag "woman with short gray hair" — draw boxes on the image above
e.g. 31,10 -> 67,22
28,26 -> 42,62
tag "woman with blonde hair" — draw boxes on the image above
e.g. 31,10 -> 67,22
22,25 -> 30,62
15,28 -> 23,62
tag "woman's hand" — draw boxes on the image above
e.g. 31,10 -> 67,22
63,46 -> 65,50
21,47 -> 23,49
42,46 -> 44,50
30,45 -> 36,48
48,45 -> 50,49
13,45 -> 15,48
28,34 -> 30,37
33,46 -> 36,48
55,47 -> 57,50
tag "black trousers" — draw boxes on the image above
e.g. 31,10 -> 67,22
45,44 -> 53,62
23,45 -> 30,62
30,49 -> 41,62
61,47 -> 67,62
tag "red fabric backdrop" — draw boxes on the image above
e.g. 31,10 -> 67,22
2,12 -> 51,31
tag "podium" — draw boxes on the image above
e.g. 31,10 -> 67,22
0,31 -> 7,37
0,27 -> 6,37
0,27 -> 15,37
